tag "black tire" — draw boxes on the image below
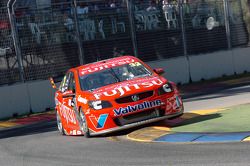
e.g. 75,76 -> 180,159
79,108 -> 90,138
56,111 -> 65,135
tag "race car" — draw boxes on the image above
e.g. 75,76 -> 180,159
50,56 -> 184,137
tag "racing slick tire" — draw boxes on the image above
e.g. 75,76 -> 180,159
79,108 -> 90,138
56,111 -> 65,135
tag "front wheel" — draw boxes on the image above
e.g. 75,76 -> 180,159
79,109 -> 90,138
56,111 -> 65,135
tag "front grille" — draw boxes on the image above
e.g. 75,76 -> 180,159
114,109 -> 165,126
115,91 -> 154,104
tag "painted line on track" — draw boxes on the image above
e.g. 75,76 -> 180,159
193,133 -> 250,142
155,132 -> 250,143
127,127 -> 171,142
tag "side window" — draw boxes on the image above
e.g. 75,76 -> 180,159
59,74 -> 67,92
59,72 -> 72,92
68,72 -> 76,92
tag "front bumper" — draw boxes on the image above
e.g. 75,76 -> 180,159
89,107 -> 184,136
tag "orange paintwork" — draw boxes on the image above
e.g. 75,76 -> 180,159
54,56 -> 184,136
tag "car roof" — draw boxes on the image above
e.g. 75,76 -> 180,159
74,55 -> 140,76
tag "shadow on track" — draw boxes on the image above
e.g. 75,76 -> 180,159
0,120 -> 57,139
170,113 -> 221,127
101,113 -> 222,138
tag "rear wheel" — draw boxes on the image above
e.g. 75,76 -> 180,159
56,111 -> 65,135
79,109 -> 90,138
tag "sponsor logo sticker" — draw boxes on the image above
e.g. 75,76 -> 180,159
94,78 -> 163,99
77,95 -> 88,104
89,114 -> 108,129
114,100 -> 162,116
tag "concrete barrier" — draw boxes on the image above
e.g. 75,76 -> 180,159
147,56 -> 190,84
189,51 -> 235,82
27,80 -> 56,113
0,83 -> 30,119
1,47 -> 250,120
232,47 -> 250,74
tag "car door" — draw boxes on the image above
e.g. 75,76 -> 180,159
57,72 -> 79,132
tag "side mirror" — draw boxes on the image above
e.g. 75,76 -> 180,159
62,90 -> 75,98
153,68 -> 165,75
49,77 -> 58,89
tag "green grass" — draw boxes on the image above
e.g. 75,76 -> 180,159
171,104 -> 250,133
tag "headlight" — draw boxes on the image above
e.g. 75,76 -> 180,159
158,83 -> 173,95
88,100 -> 112,110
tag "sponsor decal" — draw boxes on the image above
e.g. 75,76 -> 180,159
85,108 -> 91,115
70,130 -> 82,135
89,114 -> 108,129
94,78 -> 163,99
176,96 -> 181,108
77,95 -> 88,104
59,102 -> 77,124
114,100 -> 162,116
165,95 -> 183,111
80,57 -> 135,76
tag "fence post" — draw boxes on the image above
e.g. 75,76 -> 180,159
126,0 -> 138,57
7,0 -> 25,82
179,0 -> 192,83
72,0 -> 85,65
223,0 -> 232,49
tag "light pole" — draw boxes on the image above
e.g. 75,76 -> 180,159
72,0 -> 85,65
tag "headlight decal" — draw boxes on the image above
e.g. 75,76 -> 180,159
88,100 -> 112,110
158,83 -> 173,95
163,84 -> 172,93
92,101 -> 102,110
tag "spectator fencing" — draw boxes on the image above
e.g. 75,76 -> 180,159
0,0 -> 249,86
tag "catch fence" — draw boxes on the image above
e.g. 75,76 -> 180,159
0,0 -> 249,85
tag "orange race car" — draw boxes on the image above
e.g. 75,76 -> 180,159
51,56 -> 184,137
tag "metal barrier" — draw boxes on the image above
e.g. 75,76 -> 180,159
0,0 -> 249,86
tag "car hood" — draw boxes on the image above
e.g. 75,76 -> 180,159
90,75 -> 167,100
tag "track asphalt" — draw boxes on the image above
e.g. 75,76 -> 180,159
1,75 -> 250,143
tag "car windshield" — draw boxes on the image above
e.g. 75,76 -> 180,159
79,62 -> 152,91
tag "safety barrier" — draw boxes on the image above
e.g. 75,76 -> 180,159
0,83 -> 30,119
0,81 -> 56,120
148,56 -> 190,84
189,50 -> 235,82
1,46 -> 250,120
232,47 -> 250,74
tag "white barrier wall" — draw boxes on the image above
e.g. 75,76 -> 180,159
147,56 -> 190,84
232,47 -> 250,74
189,50 -> 235,82
0,84 -> 30,119
27,80 -> 56,113
0,47 -> 249,120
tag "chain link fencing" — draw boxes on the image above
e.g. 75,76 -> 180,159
0,1 -> 20,85
0,0 -> 249,86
